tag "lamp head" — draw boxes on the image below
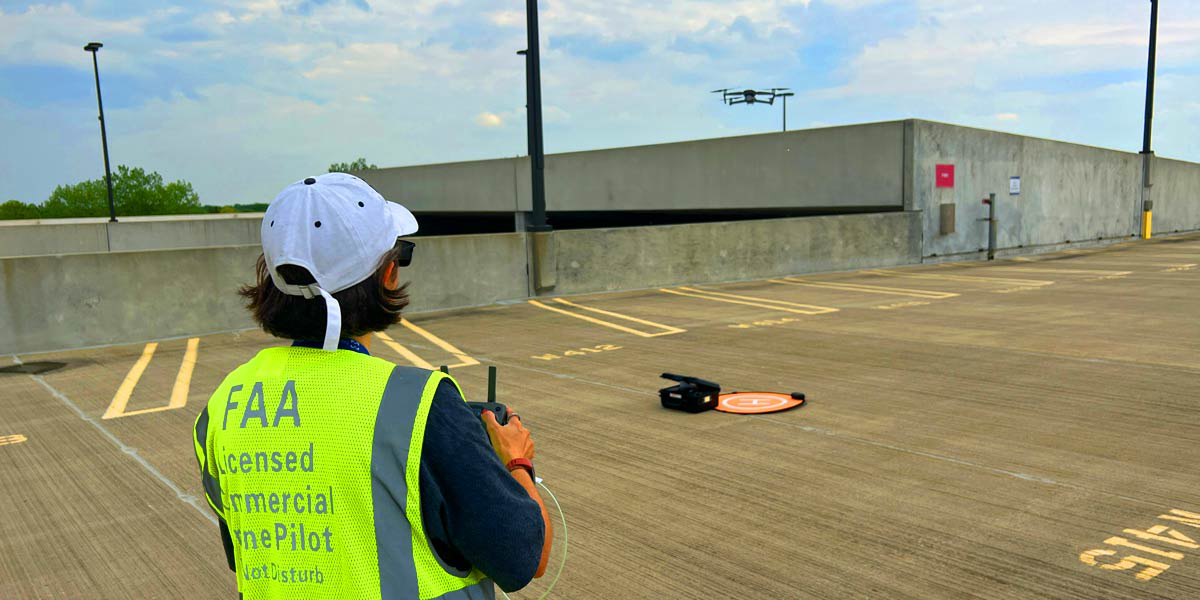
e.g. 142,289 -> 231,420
84,42 -> 103,52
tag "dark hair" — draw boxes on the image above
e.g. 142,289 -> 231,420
239,245 -> 410,340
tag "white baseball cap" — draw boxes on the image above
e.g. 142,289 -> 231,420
261,172 -> 419,352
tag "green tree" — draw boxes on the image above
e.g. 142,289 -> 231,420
37,166 -> 203,218
0,200 -> 41,220
328,158 -> 379,173
233,202 -> 270,212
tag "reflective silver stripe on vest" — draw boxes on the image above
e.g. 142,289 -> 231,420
193,406 -> 223,513
432,581 -> 495,600
371,366 -> 496,600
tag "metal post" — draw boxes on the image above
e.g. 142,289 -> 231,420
986,193 -> 997,260
1139,0 -> 1158,238
85,42 -> 117,222
1141,0 -> 1158,157
524,0 -> 550,232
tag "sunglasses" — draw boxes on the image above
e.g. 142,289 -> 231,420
396,239 -> 415,267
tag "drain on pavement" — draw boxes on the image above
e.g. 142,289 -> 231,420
0,362 -> 66,375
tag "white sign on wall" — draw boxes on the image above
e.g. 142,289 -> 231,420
1009,176 -> 1021,196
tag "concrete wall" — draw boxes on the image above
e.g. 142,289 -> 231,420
1,245 -> 263,355
1152,157 -> 1200,234
400,233 -> 529,312
359,121 -> 906,213
0,213 -> 265,258
0,220 -> 111,257
0,213 -> 919,354
553,212 -> 920,294
0,232 -> 529,355
355,157 -> 528,213
10,119 -> 1194,265
911,120 -> 1200,258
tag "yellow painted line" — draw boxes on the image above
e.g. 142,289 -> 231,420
660,287 -> 839,315
530,300 -> 673,338
103,343 -> 158,420
400,318 -> 480,367
1016,259 -> 1194,268
551,298 -> 685,336
773,277 -> 959,299
374,331 -> 435,370
864,269 -> 1055,287
1095,261 -> 1194,267
989,266 -> 1132,276
104,338 -> 201,419
168,338 -> 199,409
0,434 -> 27,446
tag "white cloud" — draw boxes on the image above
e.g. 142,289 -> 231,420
489,10 -> 523,26
0,4 -> 147,68
2,0 -> 1199,206
475,112 -> 505,127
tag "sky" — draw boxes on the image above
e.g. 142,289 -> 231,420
1,0 -> 1198,206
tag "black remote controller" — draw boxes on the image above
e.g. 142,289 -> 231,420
443,365 -> 510,427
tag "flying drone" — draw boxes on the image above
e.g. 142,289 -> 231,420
712,87 -> 793,106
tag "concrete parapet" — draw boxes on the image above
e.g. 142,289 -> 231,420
0,213 -> 266,258
551,212 -> 921,295
400,232 -> 529,312
0,245 -> 262,355
108,215 -> 264,253
0,232 -> 528,355
908,120 -> 1200,257
360,121 -> 906,214
0,220 -> 111,257
0,213 -> 919,355
1152,157 -> 1200,234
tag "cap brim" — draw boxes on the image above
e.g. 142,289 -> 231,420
388,202 -> 419,236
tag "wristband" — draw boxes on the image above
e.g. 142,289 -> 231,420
506,458 -> 535,480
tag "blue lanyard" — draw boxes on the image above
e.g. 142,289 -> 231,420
291,338 -> 371,356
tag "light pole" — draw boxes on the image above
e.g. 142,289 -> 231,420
522,0 -> 550,232
84,42 -> 117,222
1139,0 -> 1158,239
777,91 -> 795,131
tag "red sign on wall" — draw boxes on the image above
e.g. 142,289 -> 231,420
935,164 -> 955,188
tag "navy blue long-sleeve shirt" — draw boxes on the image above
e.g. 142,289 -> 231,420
419,379 -> 545,592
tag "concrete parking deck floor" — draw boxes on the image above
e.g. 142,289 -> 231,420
2,234 -> 1199,599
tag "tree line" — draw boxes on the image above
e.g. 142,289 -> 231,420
1,159 -> 377,220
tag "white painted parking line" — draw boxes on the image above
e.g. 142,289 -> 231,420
660,287 -> 839,316
771,277 -> 959,299
528,298 -> 686,338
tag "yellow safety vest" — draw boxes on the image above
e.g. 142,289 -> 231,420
193,346 -> 492,599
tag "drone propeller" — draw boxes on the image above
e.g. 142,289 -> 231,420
711,88 -> 732,94
770,87 -> 791,92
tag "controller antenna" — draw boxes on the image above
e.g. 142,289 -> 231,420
487,366 -> 497,403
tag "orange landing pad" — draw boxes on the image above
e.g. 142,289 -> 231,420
715,392 -> 805,414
